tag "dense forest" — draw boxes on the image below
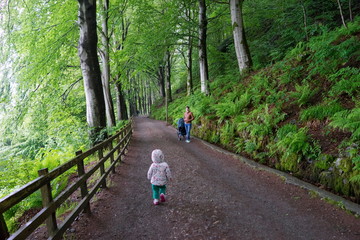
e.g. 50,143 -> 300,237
0,0 -> 359,232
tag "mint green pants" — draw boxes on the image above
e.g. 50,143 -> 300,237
152,185 -> 166,199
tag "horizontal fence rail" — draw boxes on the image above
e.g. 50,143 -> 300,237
0,121 -> 133,240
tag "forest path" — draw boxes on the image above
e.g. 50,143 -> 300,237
68,117 -> 360,240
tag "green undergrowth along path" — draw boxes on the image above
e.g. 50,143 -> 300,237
151,19 -> 360,203
0,121 -> 128,233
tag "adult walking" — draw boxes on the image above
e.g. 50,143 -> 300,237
184,106 -> 195,143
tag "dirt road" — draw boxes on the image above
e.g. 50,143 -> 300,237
68,117 -> 360,240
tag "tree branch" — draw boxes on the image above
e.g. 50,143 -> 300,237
61,77 -> 82,102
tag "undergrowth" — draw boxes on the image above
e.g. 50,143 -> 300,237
0,121 -> 128,233
151,18 -> 360,202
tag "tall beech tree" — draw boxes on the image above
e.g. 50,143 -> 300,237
165,50 -> 172,102
184,0 -> 196,96
198,0 -> 210,95
77,0 -> 106,143
110,1 -> 130,121
99,0 -> 116,127
230,0 -> 252,73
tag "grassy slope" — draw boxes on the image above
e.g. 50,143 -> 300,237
151,19 -> 360,202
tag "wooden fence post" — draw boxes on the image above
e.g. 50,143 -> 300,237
76,150 -> 91,214
0,213 -> 9,240
125,129 -> 129,154
38,168 -> 58,237
117,134 -> 121,156
98,148 -> 107,188
109,141 -> 115,173
120,132 -> 125,162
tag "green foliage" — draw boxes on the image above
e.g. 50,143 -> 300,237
271,126 -> 320,171
275,124 -> 298,140
329,67 -> 360,97
290,83 -> 318,107
330,108 -> 360,140
244,140 -> 259,154
214,91 -> 251,120
300,102 -> 344,121
150,14 -> 360,201
219,121 -> 236,146
285,42 -> 307,61
307,19 -> 360,77
187,92 -> 216,120
0,145 -> 78,232
234,137 -> 245,154
234,104 -> 285,158
314,154 -> 334,171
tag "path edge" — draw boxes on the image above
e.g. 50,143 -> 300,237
191,135 -> 360,216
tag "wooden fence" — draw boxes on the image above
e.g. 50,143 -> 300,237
0,121 -> 133,240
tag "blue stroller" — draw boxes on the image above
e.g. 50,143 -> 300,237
177,118 -> 186,141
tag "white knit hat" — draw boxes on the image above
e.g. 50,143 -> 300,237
151,149 -> 164,163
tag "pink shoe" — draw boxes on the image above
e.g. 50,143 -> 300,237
160,194 -> 166,202
153,199 -> 159,205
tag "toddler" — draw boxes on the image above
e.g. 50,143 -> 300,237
147,149 -> 172,205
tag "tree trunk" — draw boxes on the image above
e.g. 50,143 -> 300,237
137,76 -> 144,115
77,0 -> 106,144
165,50 -> 172,102
142,82 -> 147,114
114,76 -> 128,120
349,0 -> 353,22
111,8 -> 129,121
128,85 -> 136,117
186,6 -> 194,96
99,0 -> 116,127
187,38 -> 193,96
337,0 -> 348,28
198,0 -> 210,95
147,79 -> 152,114
300,0 -> 309,42
158,66 -> 166,98
230,0 -> 252,74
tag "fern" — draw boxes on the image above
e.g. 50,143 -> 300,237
300,102 -> 344,121
234,137 -> 245,153
285,41 -> 307,61
329,67 -> 360,97
290,83 -> 318,107
244,140 -> 258,154
271,127 -> 320,165
214,91 -> 251,120
350,174 -> 360,184
220,121 -> 235,145
350,156 -> 360,183
276,124 -> 298,140
330,108 -> 360,139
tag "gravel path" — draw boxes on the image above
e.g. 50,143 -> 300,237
68,117 -> 360,240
